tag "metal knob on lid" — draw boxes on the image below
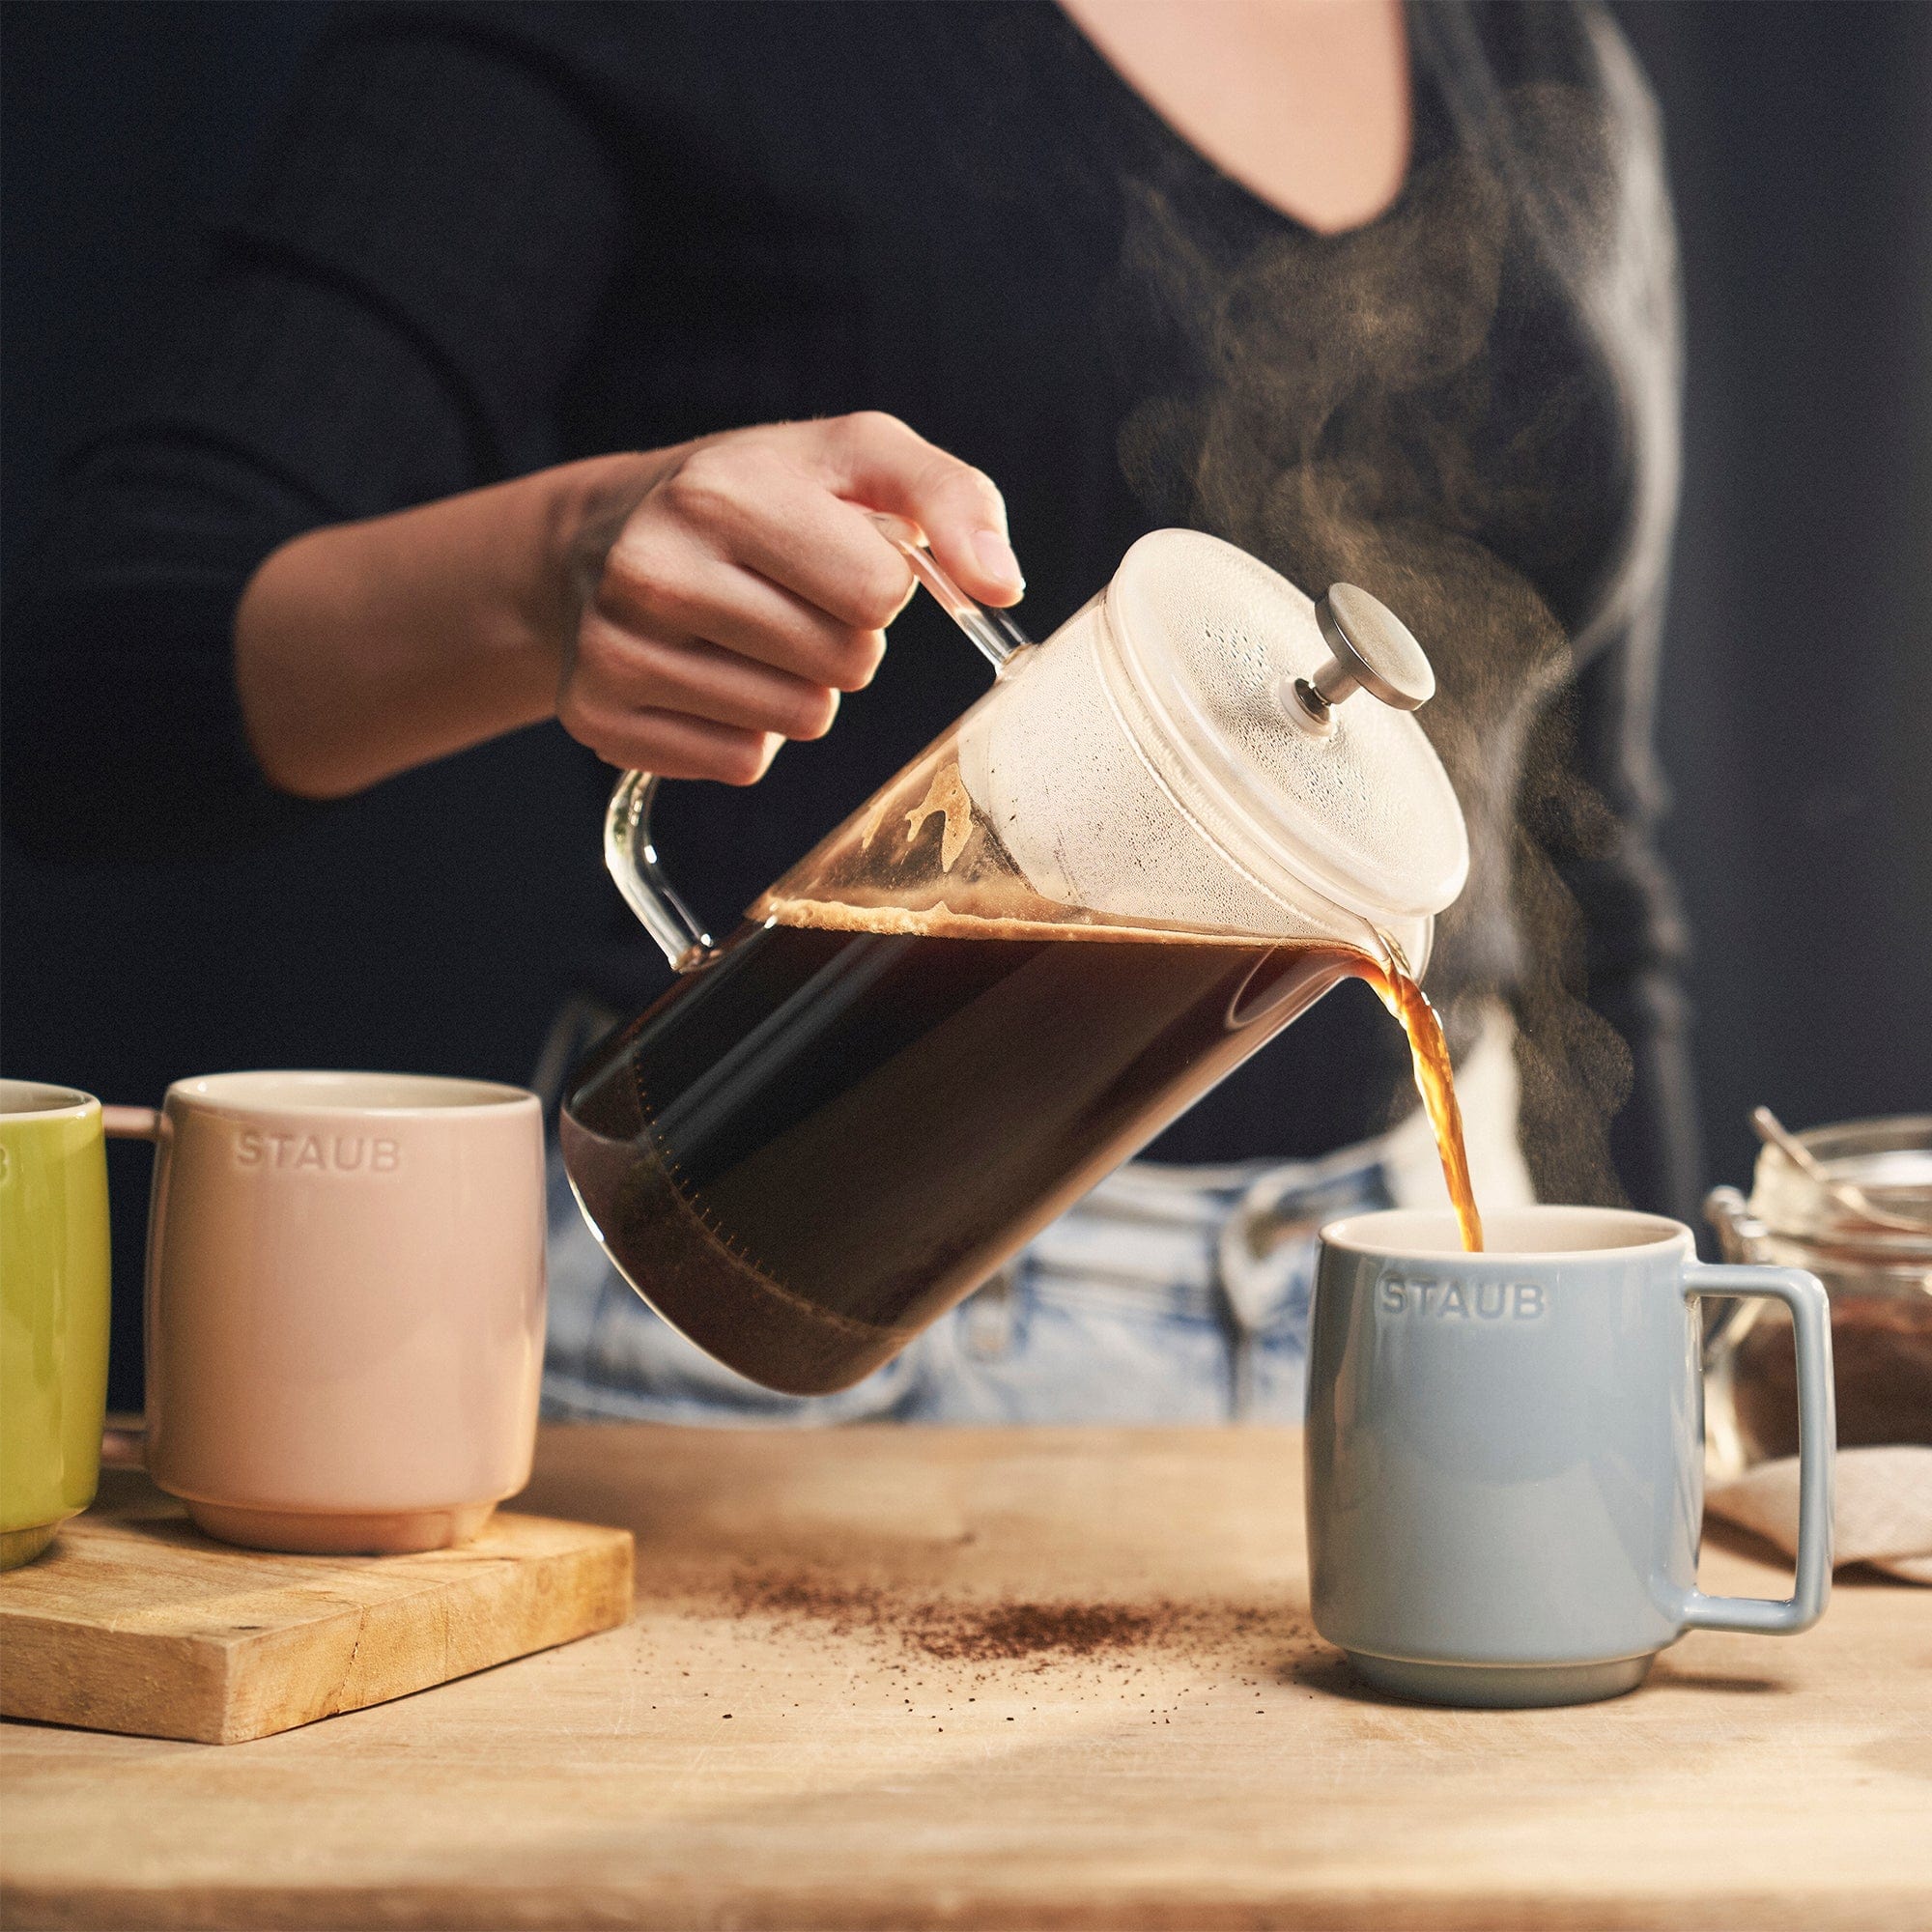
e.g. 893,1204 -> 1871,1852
1292,583 -> 1435,731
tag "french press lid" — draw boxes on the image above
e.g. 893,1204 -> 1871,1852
1101,529 -> 1467,924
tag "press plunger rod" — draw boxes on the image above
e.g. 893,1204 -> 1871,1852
1293,584 -> 1435,730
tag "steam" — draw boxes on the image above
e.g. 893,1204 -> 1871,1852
1112,10 -> 1683,1207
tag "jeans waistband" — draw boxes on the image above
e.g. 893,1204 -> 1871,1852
1018,1137 -> 1394,1330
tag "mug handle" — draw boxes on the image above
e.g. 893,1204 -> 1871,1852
604,515 -> 1031,971
98,1106 -> 163,1469
1678,1261 -> 1835,1634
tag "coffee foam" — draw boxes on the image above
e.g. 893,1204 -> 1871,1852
756,893 -> 1300,949
753,597 -> 1418,964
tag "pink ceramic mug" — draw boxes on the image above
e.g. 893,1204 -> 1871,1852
114,1072 -> 546,1554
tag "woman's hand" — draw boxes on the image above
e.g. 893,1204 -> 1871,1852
557,414 -> 1022,783
235,413 -> 1021,800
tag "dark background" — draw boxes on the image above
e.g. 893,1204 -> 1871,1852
4,2 -> 1929,1408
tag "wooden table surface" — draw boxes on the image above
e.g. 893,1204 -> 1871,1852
4,1424 -> 1928,1930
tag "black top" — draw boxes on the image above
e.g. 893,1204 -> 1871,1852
1,1 -> 1697,1215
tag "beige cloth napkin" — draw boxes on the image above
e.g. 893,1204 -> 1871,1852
1709,1445 -> 1932,1585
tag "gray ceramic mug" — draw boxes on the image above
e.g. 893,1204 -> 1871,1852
1305,1205 -> 1834,1708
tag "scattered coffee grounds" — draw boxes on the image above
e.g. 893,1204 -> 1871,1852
726,1568 -> 1272,1667
679,1569 -> 1330,1735
914,1599 -> 1159,1662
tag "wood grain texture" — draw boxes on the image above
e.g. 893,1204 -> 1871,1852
0,1468 -> 633,1745
3,1425 -> 1928,1931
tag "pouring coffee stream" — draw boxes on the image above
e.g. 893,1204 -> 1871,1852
564,526 -> 1481,1396
1364,944 -> 1484,1253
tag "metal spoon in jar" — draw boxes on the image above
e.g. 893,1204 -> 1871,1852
1749,1106 -> 1930,1234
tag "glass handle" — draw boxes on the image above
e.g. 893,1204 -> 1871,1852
604,514 -> 1033,966
867,512 -> 1032,670
604,770 -> 715,974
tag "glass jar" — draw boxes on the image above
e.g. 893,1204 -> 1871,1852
1705,1114 -> 1932,1475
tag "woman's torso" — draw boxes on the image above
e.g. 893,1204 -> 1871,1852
433,0 -> 1666,1160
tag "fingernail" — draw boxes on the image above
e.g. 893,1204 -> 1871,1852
973,528 -> 1025,594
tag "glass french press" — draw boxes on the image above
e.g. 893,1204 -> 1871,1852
562,524 -> 1468,1393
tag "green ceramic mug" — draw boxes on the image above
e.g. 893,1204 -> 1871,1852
0,1081 -> 146,1569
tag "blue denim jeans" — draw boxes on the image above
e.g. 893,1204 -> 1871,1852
541,1141 -> 1394,1427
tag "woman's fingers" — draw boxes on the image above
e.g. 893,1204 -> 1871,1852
805,411 -> 1024,608
597,505 -> 889,690
644,440 -> 918,636
572,613 -> 842,742
564,695 -> 781,787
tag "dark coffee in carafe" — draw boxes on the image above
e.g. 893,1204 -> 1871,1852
563,904 -> 1356,1394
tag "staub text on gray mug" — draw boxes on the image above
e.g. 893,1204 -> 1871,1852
1304,1205 -> 1834,1708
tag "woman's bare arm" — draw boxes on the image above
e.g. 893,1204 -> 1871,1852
235,413 -> 1024,800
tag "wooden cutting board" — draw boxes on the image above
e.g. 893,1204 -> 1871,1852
0,1467 -> 633,1744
